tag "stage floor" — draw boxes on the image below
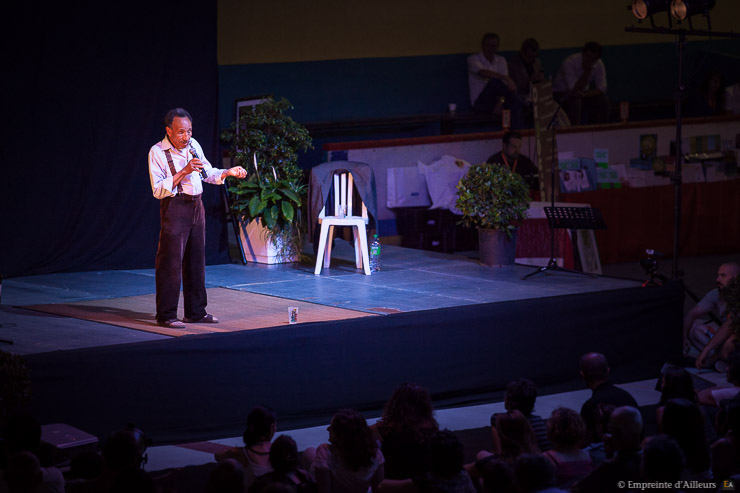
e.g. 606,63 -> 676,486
1,242 -> 640,355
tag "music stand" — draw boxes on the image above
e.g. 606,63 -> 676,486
521,206 -> 606,280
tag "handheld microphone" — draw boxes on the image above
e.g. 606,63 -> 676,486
188,142 -> 208,180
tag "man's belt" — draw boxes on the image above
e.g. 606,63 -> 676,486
171,193 -> 202,201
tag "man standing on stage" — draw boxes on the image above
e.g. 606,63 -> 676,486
148,108 -> 247,328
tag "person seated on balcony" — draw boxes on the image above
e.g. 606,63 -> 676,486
486,131 -> 540,194
467,33 -> 524,129
508,38 -> 546,126
552,42 -> 609,125
688,70 -> 726,117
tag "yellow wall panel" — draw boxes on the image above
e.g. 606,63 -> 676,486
218,0 -> 740,65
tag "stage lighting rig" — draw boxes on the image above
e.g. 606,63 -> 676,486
670,0 -> 716,20
632,0 -> 673,27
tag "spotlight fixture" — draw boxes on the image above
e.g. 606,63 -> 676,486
670,0 -> 716,20
632,0 -> 671,19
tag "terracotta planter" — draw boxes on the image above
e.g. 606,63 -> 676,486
478,228 -> 517,267
238,219 -> 298,264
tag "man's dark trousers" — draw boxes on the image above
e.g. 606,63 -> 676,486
155,194 -> 208,323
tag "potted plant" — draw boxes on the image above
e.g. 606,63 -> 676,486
456,163 -> 530,266
221,98 -> 313,263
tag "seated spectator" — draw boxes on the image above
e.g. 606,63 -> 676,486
542,408 -> 592,488
494,378 -> 549,452
486,131 -> 540,194
711,399 -> 740,482
311,409 -> 384,493
641,435 -> 686,491
687,70 -> 726,117
207,459 -> 246,493
583,403 -> 614,467
578,352 -> 638,444
659,398 -> 712,483
373,382 -> 438,480
725,82 -> 740,114
571,406 -> 643,493
250,435 -> 315,493
507,38 -> 545,103
467,33 -> 524,129
652,366 -> 698,430
552,42 -> 609,125
215,405 -> 277,489
478,457 -> 513,493
513,453 -> 568,493
2,451 -> 44,493
698,350 -> 740,407
378,429 -> 475,493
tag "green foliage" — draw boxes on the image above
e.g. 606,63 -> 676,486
221,98 -> 313,258
455,163 -> 531,238
0,351 -> 31,427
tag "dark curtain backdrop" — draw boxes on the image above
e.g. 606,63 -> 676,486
1,1 -> 227,278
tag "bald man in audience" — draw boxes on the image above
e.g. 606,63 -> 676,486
579,353 -> 638,444
571,406 -> 643,493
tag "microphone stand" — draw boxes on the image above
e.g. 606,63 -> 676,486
522,90 -> 595,280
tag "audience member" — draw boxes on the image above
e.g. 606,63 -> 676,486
570,406 -> 643,493
378,429 -> 475,493
249,435 -> 315,493
488,410 -> 541,463
373,382 -> 438,480
311,409 -> 384,493
467,33 -> 524,128
711,399 -> 740,482
495,378 -> 550,452
207,458 -> 246,493
542,408 -> 592,488
688,70 -> 726,117
1,413 -> 64,493
478,457 -> 513,493
647,366 -> 698,437
725,82 -> 740,114
583,403 -> 614,467
513,453 -> 568,493
486,131 -> 540,193
579,352 -> 638,444
552,42 -> 609,125
698,350 -> 740,408
507,38 -> 545,103
1,451 -> 44,493
659,398 -> 712,482
215,405 -> 277,490
689,262 -> 740,366
640,435 -> 686,491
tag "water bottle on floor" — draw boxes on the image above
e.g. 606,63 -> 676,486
369,234 -> 381,273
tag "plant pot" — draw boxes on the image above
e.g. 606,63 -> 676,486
478,228 -> 517,267
238,218 -> 298,264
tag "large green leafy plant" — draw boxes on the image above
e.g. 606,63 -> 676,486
221,98 -> 313,257
456,163 -> 530,238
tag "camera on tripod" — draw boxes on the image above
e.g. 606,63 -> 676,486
640,249 -> 663,276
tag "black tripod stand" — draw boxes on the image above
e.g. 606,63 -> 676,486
522,92 -> 605,280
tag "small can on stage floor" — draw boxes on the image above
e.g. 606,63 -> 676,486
288,307 -> 298,324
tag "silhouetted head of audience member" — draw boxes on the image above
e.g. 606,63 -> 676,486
581,42 -> 603,69
69,450 -> 104,480
717,262 -> 740,296
243,405 -> 277,447
641,435 -> 685,484
4,451 -> 42,493
102,429 -> 143,472
660,398 -> 710,474
268,435 -> 299,475
604,406 -> 643,453
659,366 -> 696,405
716,398 -> 740,439
547,407 -> 587,452
504,378 -> 538,416
377,382 -> 438,439
110,467 -> 156,493
520,38 -> 540,64
495,410 -> 540,460
513,453 -> 556,493
206,458 -> 245,493
580,352 -> 610,389
481,33 -> 500,61
428,429 -> 464,480
328,409 -> 377,470
480,456 -> 514,493
3,413 -> 42,456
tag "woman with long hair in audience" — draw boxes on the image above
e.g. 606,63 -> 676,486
311,409 -> 385,493
374,382 -> 439,479
542,407 -> 593,488
215,405 -> 277,489
659,398 -> 712,482
249,435 -> 316,493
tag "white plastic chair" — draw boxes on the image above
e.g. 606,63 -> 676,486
314,171 -> 371,275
